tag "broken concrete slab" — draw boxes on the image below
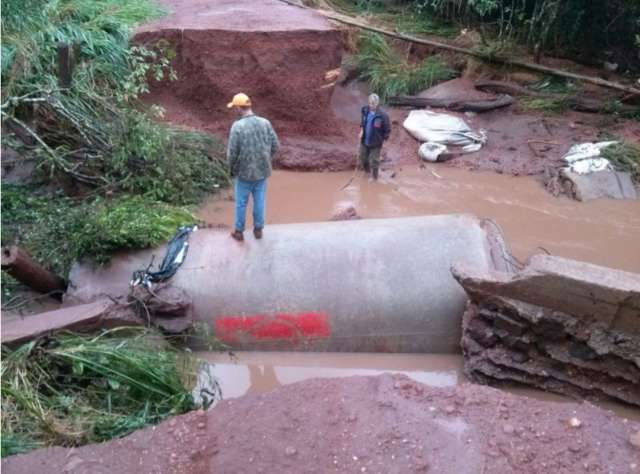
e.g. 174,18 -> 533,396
0,299 -> 139,345
452,254 -> 640,332
454,256 -> 640,406
560,169 -> 637,201
3,284 -> 196,345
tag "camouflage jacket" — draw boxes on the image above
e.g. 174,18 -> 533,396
227,114 -> 279,181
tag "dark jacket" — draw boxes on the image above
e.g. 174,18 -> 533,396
360,106 -> 391,148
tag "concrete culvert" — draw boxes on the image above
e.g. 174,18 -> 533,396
68,215 -> 513,353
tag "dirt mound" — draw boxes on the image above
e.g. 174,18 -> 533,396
136,27 -> 342,136
133,0 -> 355,171
4,374 -> 638,473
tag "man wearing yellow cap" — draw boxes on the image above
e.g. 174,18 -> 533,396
226,93 -> 279,242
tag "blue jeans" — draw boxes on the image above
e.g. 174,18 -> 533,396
234,178 -> 267,232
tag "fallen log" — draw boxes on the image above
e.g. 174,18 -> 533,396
388,93 -> 514,112
277,0 -> 640,96
475,80 -> 639,114
1,245 -> 66,299
475,80 -> 540,97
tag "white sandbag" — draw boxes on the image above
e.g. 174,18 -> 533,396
563,141 -> 617,164
562,141 -> 616,175
419,142 -> 448,162
403,110 -> 487,147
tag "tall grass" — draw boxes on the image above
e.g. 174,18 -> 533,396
1,327 -> 202,457
353,32 -> 455,101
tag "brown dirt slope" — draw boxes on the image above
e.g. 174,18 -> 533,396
134,0 -> 349,164
3,374 -> 638,473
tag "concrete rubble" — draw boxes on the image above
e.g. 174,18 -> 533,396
559,169 -> 637,201
452,254 -> 640,406
2,284 -> 195,346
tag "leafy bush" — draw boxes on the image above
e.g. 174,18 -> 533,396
353,32 -> 455,100
422,0 -> 640,69
1,187 -> 196,274
1,0 -> 229,201
1,327 -> 201,456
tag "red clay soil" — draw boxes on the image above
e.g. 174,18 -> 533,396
4,374 -> 639,474
134,0 -> 346,145
384,78 -> 640,176
134,0 -> 640,176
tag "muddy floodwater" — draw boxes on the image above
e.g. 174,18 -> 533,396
199,166 -> 640,272
197,351 -> 640,422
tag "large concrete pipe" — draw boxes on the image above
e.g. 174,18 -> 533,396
68,215 -> 512,353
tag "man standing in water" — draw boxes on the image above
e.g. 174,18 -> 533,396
359,93 -> 391,180
227,93 -> 279,242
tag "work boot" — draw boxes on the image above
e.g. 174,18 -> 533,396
230,230 -> 244,242
253,228 -> 263,239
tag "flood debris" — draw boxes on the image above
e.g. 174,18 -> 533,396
556,168 -> 637,201
1,300 -> 132,346
329,203 -> 361,221
544,141 -> 638,201
453,254 -> 640,406
2,282 -> 195,346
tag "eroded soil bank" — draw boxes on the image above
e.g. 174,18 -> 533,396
135,0 -> 360,168
4,374 -> 638,474
198,167 -> 640,273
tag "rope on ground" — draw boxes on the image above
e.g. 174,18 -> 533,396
480,218 -> 525,272
340,144 -> 362,190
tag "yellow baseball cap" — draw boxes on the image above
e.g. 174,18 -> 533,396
227,93 -> 252,108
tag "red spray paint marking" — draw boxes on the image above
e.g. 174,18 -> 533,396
215,312 -> 330,342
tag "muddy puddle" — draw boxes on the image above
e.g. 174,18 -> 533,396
196,351 -> 640,422
199,166 -> 640,272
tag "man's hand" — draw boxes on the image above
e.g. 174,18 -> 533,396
358,128 -> 363,139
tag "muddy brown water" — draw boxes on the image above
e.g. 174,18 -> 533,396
196,164 -> 640,420
196,351 -> 640,422
198,165 -> 640,273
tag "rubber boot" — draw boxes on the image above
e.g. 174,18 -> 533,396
372,168 -> 379,180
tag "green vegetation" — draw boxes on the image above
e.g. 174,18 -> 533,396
352,32 -> 455,101
520,96 -> 568,114
1,0 -> 229,287
382,11 -> 456,37
601,141 -> 640,184
1,327 -> 200,457
1,187 -> 196,275
338,1 -> 639,71
425,0 -> 639,70
1,0 -> 229,200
